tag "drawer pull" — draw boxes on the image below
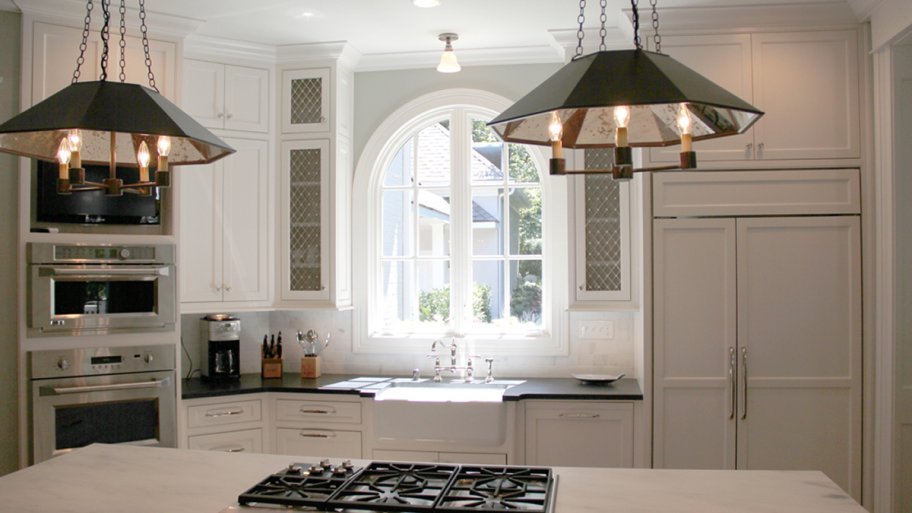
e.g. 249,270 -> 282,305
214,445 -> 245,453
299,431 -> 336,438
205,408 -> 244,418
299,407 -> 336,415
558,413 -> 600,419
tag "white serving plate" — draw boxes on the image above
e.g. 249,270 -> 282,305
571,373 -> 625,385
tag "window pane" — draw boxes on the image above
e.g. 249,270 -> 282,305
510,259 -> 542,326
418,189 -> 451,257
380,261 -> 413,326
384,138 -> 414,187
472,260 -> 504,325
509,187 -> 542,255
472,188 -> 504,256
471,118 -> 504,183
416,121 -> 450,186
418,260 -> 451,325
382,190 -> 413,257
508,144 -> 539,183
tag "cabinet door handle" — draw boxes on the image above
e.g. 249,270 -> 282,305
558,413 -> 600,419
299,407 -> 336,415
205,408 -> 243,418
757,142 -> 765,159
740,347 -> 748,420
299,431 -> 336,438
745,143 -> 753,158
214,445 -> 245,452
728,347 -> 736,420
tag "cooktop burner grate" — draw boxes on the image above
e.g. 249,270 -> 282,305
238,461 -> 360,509
436,466 -> 553,513
326,462 -> 459,512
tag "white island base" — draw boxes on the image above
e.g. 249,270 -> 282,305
0,444 -> 865,513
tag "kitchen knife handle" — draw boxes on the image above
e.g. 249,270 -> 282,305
728,347 -> 736,420
740,347 -> 748,420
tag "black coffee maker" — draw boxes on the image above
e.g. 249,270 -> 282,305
200,314 -> 241,381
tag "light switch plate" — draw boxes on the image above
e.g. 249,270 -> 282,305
579,321 -> 614,340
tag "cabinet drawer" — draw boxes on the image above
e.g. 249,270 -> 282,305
275,398 -> 361,424
525,401 -> 634,468
275,428 -> 362,458
188,428 -> 263,453
187,399 -> 262,428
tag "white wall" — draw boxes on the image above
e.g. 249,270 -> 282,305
0,10 -> 20,476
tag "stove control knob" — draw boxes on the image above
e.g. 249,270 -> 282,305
56,357 -> 70,371
143,352 -> 155,364
119,248 -> 131,260
341,459 -> 353,470
320,458 -> 332,469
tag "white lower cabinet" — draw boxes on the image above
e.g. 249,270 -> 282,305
524,401 -> 634,468
276,428 -> 362,459
272,395 -> 364,459
188,428 -> 263,453
372,450 -> 507,465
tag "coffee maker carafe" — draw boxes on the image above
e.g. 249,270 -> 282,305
200,314 -> 241,381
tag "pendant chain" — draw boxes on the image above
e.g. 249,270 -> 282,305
651,0 -> 661,53
574,0 -> 586,60
139,0 -> 159,92
71,0 -> 94,84
599,0 -> 608,51
99,0 -> 111,81
631,0 -> 641,49
118,0 -> 127,82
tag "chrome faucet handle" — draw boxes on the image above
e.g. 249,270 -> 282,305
426,354 -> 443,382
464,355 -> 481,383
484,357 -> 495,384
411,368 -> 421,381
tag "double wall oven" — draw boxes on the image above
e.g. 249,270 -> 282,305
29,344 -> 177,464
27,243 -> 175,337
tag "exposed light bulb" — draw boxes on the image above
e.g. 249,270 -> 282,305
678,105 -> 693,152
66,129 -> 82,168
548,112 -> 563,159
614,105 -> 630,147
157,136 -> 171,157
56,138 -> 71,180
137,141 -> 151,183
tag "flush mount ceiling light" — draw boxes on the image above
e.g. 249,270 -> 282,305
488,0 -> 763,179
414,0 -> 441,7
0,0 -> 234,196
436,33 -> 462,73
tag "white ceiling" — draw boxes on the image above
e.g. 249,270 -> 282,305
5,0 -> 862,66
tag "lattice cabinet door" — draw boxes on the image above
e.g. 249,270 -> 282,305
572,149 -> 631,303
280,140 -> 330,301
282,68 -> 330,133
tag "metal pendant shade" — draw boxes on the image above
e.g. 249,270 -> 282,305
488,49 -> 763,149
0,80 -> 234,165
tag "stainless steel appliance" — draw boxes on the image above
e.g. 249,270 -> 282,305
29,344 -> 177,464
27,243 -> 175,336
225,460 -> 557,513
200,314 -> 241,381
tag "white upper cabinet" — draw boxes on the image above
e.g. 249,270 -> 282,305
648,29 -> 860,166
282,68 -> 330,133
183,59 -> 269,133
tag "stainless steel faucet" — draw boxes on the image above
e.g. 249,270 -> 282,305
429,337 -> 461,382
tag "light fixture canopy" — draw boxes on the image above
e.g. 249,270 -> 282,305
487,0 -> 763,179
0,0 -> 234,196
437,33 -> 462,73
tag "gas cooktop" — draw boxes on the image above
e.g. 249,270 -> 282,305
231,459 -> 557,513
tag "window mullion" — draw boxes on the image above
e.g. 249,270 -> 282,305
410,133 -> 420,326
450,110 -> 468,335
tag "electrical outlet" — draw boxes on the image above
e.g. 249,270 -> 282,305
579,321 -> 614,340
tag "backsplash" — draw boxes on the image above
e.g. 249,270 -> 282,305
180,310 -> 635,379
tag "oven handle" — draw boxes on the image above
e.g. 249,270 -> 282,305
47,378 -> 169,395
45,266 -> 170,277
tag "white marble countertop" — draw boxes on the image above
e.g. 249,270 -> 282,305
0,444 -> 866,513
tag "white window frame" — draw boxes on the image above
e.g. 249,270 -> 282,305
352,89 -> 569,356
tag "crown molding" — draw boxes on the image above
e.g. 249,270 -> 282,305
549,27 -> 633,60
276,41 -> 362,68
354,45 -> 563,73
184,34 -> 277,63
634,2 -> 859,33
13,0 -> 203,39
848,0 -> 881,20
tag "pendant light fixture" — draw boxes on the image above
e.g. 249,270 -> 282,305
436,33 -> 462,73
488,0 -> 763,179
0,0 -> 234,196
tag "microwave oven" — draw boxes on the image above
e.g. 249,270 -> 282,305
27,243 -> 176,337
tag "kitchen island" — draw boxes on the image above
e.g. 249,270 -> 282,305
0,444 -> 865,513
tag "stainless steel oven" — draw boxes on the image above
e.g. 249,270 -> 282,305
28,243 -> 175,336
29,344 -> 177,464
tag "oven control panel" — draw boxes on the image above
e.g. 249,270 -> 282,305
29,344 -> 176,379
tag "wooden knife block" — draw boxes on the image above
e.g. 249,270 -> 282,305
261,358 -> 283,379
301,356 -> 321,378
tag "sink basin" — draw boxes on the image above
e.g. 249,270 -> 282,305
372,380 -> 522,447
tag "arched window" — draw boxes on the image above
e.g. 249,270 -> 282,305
353,90 -> 567,354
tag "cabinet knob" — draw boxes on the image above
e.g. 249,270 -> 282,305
226,113 -> 233,119
745,143 -> 753,158
757,142 -> 765,159
225,285 -> 232,292
216,112 -> 224,119
214,285 -> 221,292
578,285 -> 584,291
321,285 -> 326,291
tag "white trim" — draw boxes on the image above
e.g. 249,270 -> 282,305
183,34 -> 277,63
871,42 -> 897,513
13,0 -> 203,39
355,45 -> 564,73
352,89 -> 568,356
638,3 -> 858,33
